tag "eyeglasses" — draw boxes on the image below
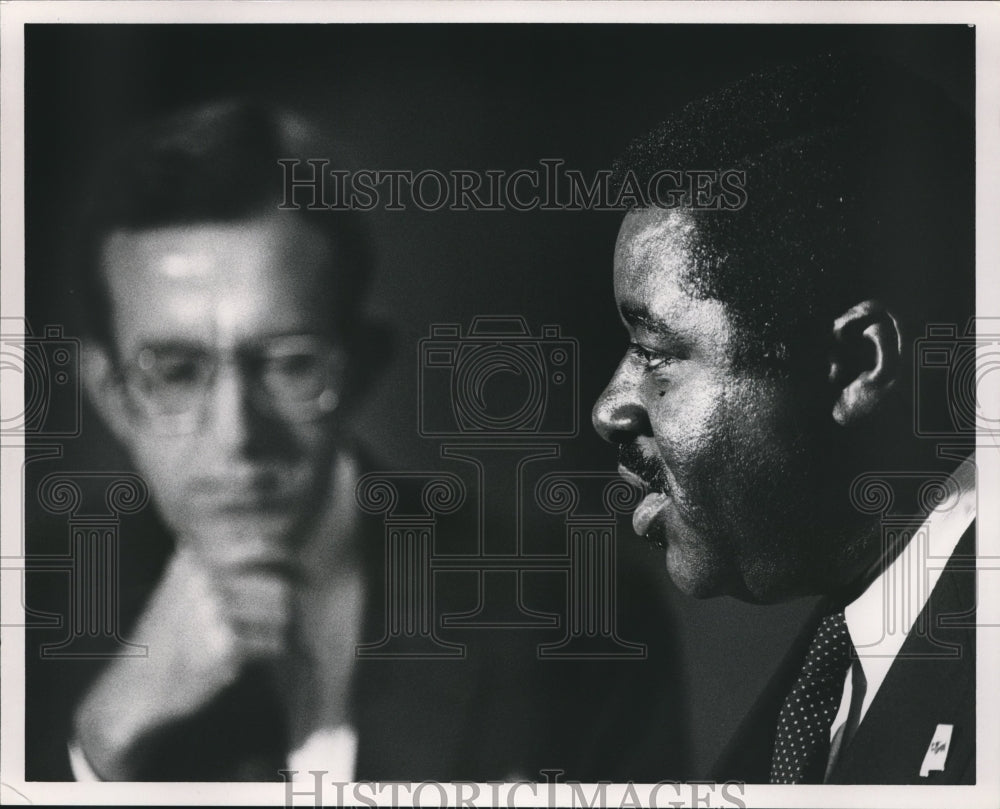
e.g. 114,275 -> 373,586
119,334 -> 346,435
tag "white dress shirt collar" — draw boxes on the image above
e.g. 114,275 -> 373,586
832,455 -> 976,736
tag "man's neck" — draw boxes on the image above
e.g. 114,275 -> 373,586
825,454 -> 976,609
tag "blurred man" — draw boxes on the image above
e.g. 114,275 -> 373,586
35,101 -> 518,781
28,100 -> 687,783
593,53 -> 977,784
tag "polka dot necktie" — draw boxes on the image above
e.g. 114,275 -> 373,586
769,611 -> 854,784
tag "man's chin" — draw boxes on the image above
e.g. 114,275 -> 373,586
663,548 -> 733,599
644,514 -> 740,599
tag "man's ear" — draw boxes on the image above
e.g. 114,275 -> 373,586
81,341 -> 132,444
829,300 -> 901,426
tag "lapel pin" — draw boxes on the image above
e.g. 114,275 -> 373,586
919,724 -> 953,778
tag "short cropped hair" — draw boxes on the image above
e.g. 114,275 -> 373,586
611,52 -> 974,372
77,100 -> 372,348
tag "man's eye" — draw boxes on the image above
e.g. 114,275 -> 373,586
260,352 -> 329,400
268,352 -> 321,379
628,342 -> 672,371
142,353 -> 207,389
159,358 -> 201,382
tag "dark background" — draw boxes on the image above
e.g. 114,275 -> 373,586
24,23 -> 974,777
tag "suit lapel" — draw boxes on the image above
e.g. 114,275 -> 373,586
708,597 -> 829,782
828,523 -> 976,784
710,521 -> 976,785
137,662 -> 290,781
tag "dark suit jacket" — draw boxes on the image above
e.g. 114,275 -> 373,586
710,523 -> 976,785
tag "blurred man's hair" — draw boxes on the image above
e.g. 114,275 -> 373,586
611,51 -> 974,376
78,100 -> 373,348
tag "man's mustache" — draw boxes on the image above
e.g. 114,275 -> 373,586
617,442 -> 669,494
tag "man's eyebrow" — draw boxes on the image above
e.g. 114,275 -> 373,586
619,302 -> 683,341
133,338 -> 203,350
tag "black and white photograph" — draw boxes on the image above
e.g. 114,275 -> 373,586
1,3 -> 998,807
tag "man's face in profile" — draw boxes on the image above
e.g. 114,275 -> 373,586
593,207 -> 829,603
96,213 -> 345,575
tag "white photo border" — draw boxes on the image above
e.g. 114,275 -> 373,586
2,2 -> 998,807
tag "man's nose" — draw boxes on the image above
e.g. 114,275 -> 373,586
205,362 -> 263,455
591,361 -> 650,444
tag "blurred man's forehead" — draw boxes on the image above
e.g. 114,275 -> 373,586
99,213 -> 336,349
100,213 -> 331,287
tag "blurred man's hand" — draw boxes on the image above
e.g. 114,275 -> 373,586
72,546 -> 297,780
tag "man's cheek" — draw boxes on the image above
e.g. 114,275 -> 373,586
287,424 -> 336,470
125,443 -> 197,523
656,415 -> 718,474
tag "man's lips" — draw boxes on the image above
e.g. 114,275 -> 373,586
616,463 -> 669,538
187,473 -> 299,514
633,492 -> 669,537
617,464 -> 647,489
211,495 -> 296,514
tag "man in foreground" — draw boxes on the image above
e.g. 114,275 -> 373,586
593,53 -> 977,783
